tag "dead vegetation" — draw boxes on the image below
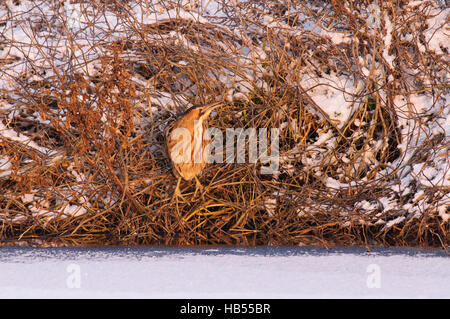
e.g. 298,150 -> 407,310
0,0 -> 448,248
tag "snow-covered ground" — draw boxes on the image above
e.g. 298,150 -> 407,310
0,247 -> 448,298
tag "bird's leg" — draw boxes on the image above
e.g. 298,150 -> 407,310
193,176 -> 204,198
172,177 -> 186,202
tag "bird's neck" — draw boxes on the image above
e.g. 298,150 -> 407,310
192,120 -> 205,163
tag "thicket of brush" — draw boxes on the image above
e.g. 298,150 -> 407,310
0,0 -> 448,248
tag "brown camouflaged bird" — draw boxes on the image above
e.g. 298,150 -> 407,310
165,102 -> 221,199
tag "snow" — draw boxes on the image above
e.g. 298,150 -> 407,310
0,247 -> 448,298
382,15 -> 395,69
438,205 -> 450,223
20,193 -> 35,204
298,71 -> 359,128
0,155 -> 12,177
62,204 -> 87,217
0,122 -> 53,155
383,216 -> 406,230
423,7 -> 449,55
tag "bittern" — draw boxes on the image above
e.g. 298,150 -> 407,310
165,102 -> 221,200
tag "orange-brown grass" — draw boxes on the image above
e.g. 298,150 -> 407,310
0,0 -> 448,249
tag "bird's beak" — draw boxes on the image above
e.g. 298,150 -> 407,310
201,102 -> 222,117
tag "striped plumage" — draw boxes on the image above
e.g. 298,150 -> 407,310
165,102 -> 220,198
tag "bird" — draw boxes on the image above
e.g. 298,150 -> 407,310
165,102 -> 221,200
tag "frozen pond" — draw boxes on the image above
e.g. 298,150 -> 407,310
0,246 -> 448,298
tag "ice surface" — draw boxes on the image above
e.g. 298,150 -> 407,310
0,247 -> 448,298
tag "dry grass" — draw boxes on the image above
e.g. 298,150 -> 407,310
0,0 -> 448,248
